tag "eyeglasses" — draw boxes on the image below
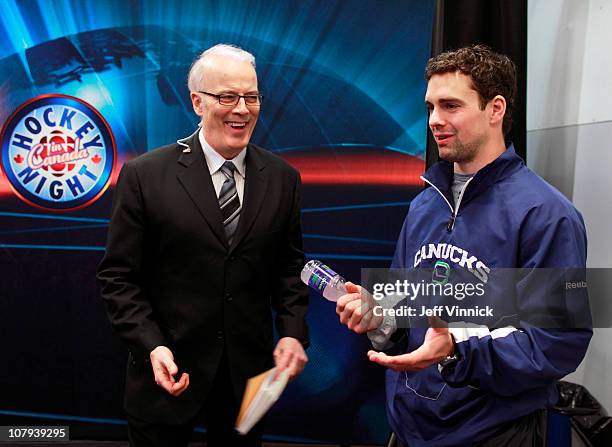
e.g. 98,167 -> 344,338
198,91 -> 263,106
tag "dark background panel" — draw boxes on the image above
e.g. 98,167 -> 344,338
426,0 -> 527,169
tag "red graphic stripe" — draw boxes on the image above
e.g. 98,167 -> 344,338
0,152 -> 425,198
283,153 -> 425,185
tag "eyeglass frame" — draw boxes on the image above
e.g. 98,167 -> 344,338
198,90 -> 263,106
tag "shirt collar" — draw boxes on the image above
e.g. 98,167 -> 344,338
198,127 -> 247,178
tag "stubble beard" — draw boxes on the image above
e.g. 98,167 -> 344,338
439,135 -> 484,165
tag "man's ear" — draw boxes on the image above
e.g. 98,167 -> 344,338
190,92 -> 204,117
489,95 -> 506,127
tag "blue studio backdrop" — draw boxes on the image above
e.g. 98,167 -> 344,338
0,0 -> 433,443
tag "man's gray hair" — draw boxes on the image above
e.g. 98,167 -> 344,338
187,44 -> 256,92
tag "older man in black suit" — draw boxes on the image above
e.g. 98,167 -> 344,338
97,44 -> 309,447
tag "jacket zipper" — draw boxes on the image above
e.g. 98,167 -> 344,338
420,175 -> 474,232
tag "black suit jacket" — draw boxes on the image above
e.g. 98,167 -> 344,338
97,132 -> 309,424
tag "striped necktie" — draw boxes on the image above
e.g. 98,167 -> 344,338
218,161 -> 241,244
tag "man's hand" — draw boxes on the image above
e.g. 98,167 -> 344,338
336,282 -> 383,333
367,318 -> 454,371
273,337 -> 308,380
150,346 -> 190,396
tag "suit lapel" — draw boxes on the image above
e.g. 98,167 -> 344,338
230,144 -> 269,251
176,132 -> 229,249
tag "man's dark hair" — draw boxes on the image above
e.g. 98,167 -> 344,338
425,45 -> 517,135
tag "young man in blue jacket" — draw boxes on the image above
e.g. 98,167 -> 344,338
336,45 -> 591,446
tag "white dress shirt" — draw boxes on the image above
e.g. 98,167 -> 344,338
198,128 -> 246,203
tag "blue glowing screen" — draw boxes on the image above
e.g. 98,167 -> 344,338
0,0 -> 433,443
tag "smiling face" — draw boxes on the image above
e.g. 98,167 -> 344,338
425,72 -> 496,171
190,56 -> 260,159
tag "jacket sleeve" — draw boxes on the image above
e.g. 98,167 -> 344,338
97,161 -> 167,359
271,170 -> 310,347
367,214 -> 412,350
442,204 -> 592,396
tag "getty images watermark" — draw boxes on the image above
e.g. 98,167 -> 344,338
359,268 -> 596,329
371,279 -> 493,318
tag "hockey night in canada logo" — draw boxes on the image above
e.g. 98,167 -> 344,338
0,94 -> 115,211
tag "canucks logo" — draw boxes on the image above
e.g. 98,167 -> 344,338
432,260 -> 450,285
0,94 -> 115,211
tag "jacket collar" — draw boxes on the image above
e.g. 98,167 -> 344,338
176,130 -> 228,247
232,142 -> 268,250
422,144 -> 524,205
176,129 -> 268,252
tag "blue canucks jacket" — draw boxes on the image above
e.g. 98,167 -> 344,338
387,146 -> 592,446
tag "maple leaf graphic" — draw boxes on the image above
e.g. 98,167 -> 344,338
13,154 -> 24,163
91,154 -> 102,164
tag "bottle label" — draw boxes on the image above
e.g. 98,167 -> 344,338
308,263 -> 338,293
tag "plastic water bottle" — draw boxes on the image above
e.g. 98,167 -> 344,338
301,260 -> 347,302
